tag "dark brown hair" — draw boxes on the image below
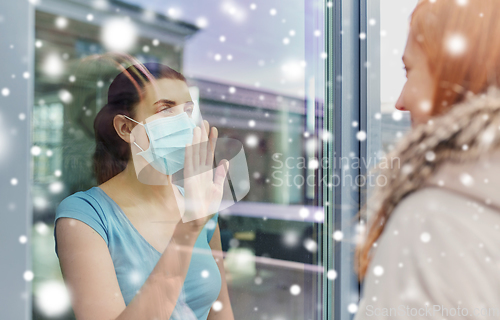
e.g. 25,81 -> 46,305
93,62 -> 186,184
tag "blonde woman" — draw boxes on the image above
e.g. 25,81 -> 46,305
356,0 -> 500,318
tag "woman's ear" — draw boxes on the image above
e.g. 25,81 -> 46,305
113,114 -> 134,144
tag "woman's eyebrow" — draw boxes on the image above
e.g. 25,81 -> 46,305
153,99 -> 176,107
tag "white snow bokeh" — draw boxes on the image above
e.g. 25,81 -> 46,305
332,230 -> 343,241
43,54 -> 64,77
24,270 -> 34,281
19,235 -> 28,244
55,16 -> 68,29
212,300 -> 223,311
129,269 -> 143,285
420,232 -> 431,243
299,207 -> 310,219
425,151 -> 436,162
303,238 -> 318,252
35,280 -> 71,317
101,18 -> 138,52
392,110 -> 403,121
327,269 -> 337,280
459,173 -> 474,187
49,181 -> 64,194
283,230 -> 299,247
356,130 -> 367,141
245,134 -> 258,148
289,284 -> 301,295
373,265 -> 384,277
446,33 -> 467,56
420,100 -> 431,113
348,303 -> 358,313
58,90 -> 73,104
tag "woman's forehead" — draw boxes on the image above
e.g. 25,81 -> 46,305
404,30 -> 426,63
142,78 -> 191,105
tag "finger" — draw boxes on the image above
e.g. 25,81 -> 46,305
199,120 -> 209,167
203,119 -> 210,135
184,142 -> 193,175
213,159 -> 229,189
200,120 -> 209,142
192,126 -> 201,173
203,121 -> 212,166
207,127 -> 218,167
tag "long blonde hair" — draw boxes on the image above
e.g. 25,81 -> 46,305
357,0 -> 500,280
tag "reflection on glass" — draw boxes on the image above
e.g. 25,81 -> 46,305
32,1 -> 325,319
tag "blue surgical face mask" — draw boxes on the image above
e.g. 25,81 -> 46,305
125,111 -> 196,175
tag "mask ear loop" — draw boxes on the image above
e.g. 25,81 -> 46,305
123,115 -> 146,152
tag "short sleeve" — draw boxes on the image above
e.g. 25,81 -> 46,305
54,192 -> 109,258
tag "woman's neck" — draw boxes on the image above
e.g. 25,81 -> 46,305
104,160 -> 178,207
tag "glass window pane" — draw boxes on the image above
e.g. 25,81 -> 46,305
32,1 -> 327,319
380,0 -> 416,153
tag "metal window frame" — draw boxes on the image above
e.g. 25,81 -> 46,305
0,1 -> 34,320
323,0 -> 380,319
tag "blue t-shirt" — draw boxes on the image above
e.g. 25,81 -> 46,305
54,185 -> 221,320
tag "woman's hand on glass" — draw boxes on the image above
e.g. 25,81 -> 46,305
180,120 -> 229,231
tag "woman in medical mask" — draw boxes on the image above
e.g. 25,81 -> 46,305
53,62 -> 235,320
355,1 -> 500,319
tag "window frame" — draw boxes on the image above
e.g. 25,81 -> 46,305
0,1 -> 35,319
323,0 -> 380,319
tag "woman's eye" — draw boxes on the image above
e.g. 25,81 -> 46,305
159,107 -> 173,114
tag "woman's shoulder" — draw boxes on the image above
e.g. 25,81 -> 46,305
358,187 -> 500,317
54,187 -> 110,257
391,185 -> 500,224
55,187 -> 111,231
376,186 -> 500,277
56,187 -> 105,214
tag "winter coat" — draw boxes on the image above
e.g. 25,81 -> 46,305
355,87 -> 500,320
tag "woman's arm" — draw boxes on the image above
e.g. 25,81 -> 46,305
207,224 -> 235,320
56,216 -> 203,320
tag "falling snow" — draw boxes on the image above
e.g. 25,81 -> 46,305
446,34 -> 467,56
290,284 -> 301,295
212,300 -> 223,311
348,303 -> 358,313
373,265 -> 384,277
327,270 -> 337,280
24,270 -> 34,281
333,230 -> 343,241
420,232 -> 431,243
460,173 -> 474,186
